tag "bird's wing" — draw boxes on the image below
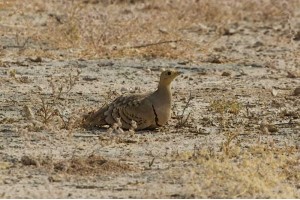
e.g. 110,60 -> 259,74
103,93 -> 156,130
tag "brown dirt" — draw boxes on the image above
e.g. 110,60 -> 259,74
0,0 -> 300,198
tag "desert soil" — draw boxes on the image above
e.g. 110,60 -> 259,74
0,0 -> 300,198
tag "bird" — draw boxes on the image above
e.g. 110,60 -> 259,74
82,69 -> 181,130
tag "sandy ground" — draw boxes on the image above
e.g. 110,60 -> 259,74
0,0 -> 300,198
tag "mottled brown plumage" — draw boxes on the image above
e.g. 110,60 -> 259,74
82,69 -> 181,130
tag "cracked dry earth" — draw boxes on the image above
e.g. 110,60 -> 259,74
0,58 -> 299,198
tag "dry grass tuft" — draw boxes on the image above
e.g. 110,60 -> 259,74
174,91 -> 194,128
2,0 -> 300,61
9,67 -> 84,135
21,154 -> 135,176
173,144 -> 299,198
1,0 -> 299,198
55,154 -> 134,175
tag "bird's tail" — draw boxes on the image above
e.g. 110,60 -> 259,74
81,104 -> 108,128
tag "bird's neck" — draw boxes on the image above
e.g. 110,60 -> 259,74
157,83 -> 171,93
154,83 -> 172,124
156,83 -> 172,102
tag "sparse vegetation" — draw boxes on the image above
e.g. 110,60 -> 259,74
0,0 -> 299,198
172,144 -> 299,198
174,91 -> 194,128
21,68 -> 82,132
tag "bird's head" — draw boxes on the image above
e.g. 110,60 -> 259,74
159,69 -> 182,86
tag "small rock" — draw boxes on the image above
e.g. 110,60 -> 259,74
21,155 -> 39,166
222,28 -> 236,35
271,88 -> 278,97
0,162 -> 11,170
287,71 -> 298,78
273,25 -> 282,31
267,124 -> 278,133
271,100 -> 282,108
19,76 -> 32,83
293,87 -> 300,96
28,57 -> 42,62
145,68 -> 152,74
205,55 -> 222,64
54,161 -> 69,172
48,174 -> 64,182
250,63 -> 264,68
260,118 -> 278,134
82,76 -> 98,81
221,71 -> 231,77
178,60 -> 189,65
252,41 -> 264,48
158,28 -> 168,34
134,86 -> 141,91
160,68 -> 166,72
22,105 -> 35,120
170,43 -> 177,49
198,23 -> 209,31
293,31 -> 300,41
281,110 -> 298,118
198,71 -> 207,76
213,46 -> 226,52
3,179 -> 13,184
120,87 -> 128,92
97,61 -> 114,67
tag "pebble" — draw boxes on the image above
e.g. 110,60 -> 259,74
21,155 -> 39,166
293,87 -> 300,96
160,68 -> 166,72
120,87 -> 128,92
287,71 -> 298,78
145,68 -> 152,74
48,174 -> 64,182
271,88 -> 278,97
221,71 -> 231,76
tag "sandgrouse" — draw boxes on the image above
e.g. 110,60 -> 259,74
82,69 -> 181,130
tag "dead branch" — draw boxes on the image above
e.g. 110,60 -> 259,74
128,40 -> 182,49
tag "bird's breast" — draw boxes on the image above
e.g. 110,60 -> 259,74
150,87 -> 172,126
155,103 -> 171,125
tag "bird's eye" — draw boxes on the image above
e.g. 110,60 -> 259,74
167,72 -> 171,75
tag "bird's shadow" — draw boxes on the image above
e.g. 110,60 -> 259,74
83,125 -> 161,135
